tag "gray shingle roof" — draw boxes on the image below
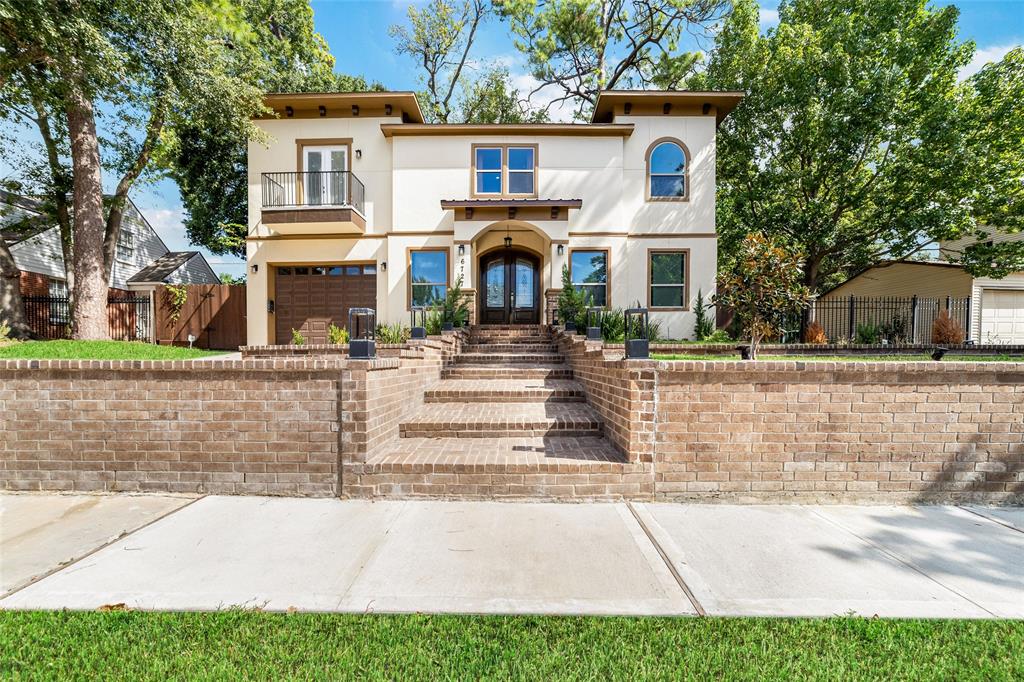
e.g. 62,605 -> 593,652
127,251 -> 201,283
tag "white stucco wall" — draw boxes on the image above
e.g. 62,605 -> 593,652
246,108 -> 721,342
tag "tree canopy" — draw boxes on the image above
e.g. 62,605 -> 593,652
497,0 -> 728,119
693,0 -> 1024,292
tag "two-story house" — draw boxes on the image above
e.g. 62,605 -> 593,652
246,90 -> 743,345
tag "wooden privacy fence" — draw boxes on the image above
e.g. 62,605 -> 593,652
154,284 -> 246,349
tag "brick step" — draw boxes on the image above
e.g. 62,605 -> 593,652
468,332 -> 552,341
463,343 -> 558,353
470,324 -> 548,332
424,379 -> 585,403
399,402 -> 602,438
347,436 -> 650,500
442,365 -> 574,379
456,353 -> 564,365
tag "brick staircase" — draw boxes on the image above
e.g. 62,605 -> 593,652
354,325 -> 649,499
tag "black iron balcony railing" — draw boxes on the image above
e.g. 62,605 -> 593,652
261,170 -> 365,215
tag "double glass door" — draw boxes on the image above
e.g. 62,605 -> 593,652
480,251 -> 540,324
303,146 -> 348,206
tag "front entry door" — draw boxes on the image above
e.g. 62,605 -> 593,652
480,251 -> 540,324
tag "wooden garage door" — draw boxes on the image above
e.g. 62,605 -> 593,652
981,288 -> 1024,344
274,264 -> 376,344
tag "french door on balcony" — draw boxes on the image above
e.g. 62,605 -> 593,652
303,146 -> 349,206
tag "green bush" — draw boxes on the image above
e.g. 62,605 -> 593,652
327,324 -> 349,345
375,322 -> 411,344
290,328 -> 305,345
855,323 -> 881,344
556,265 -> 588,329
693,288 -> 715,341
424,308 -> 444,335
440,274 -> 470,328
702,329 -> 732,343
599,308 -> 626,343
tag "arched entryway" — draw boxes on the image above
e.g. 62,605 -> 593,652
478,249 -> 541,324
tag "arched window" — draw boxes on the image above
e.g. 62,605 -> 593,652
646,139 -> 688,200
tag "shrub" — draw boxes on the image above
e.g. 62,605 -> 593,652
703,329 -> 732,343
855,323 -> 881,344
692,288 -> 715,341
290,328 -> 305,345
647,318 -> 664,342
556,265 -> 587,328
880,315 -> 908,344
932,310 -> 965,345
804,320 -> 827,344
599,308 -> 626,343
0,321 -> 10,342
424,308 -> 444,335
327,324 -> 349,345
376,322 -> 411,344
440,274 -> 470,327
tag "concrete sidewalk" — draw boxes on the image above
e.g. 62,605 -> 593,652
1,494 -> 1021,618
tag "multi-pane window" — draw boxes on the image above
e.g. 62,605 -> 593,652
570,249 -> 609,307
648,140 -> 687,199
116,231 -> 134,261
474,145 -> 536,196
409,249 -> 448,307
649,251 -> 687,309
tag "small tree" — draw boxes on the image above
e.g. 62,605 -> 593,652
692,288 -> 715,341
932,310 -> 965,345
715,233 -> 811,359
556,264 -> 587,330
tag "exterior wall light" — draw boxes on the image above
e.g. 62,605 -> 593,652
355,149 -> 362,159
251,264 -> 258,273
318,105 -> 326,117
381,261 -> 387,272
458,244 -> 465,257
557,244 -> 564,256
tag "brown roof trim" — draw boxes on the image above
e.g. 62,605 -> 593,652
591,90 -> 745,124
260,91 -> 425,124
381,123 -> 633,138
441,199 -> 583,209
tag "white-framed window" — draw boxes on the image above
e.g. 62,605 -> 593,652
48,279 -> 69,325
507,147 -> 535,194
303,145 -> 349,205
474,146 -> 502,195
117,231 -> 134,261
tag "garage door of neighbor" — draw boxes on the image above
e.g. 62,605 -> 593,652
981,288 -> 1024,344
274,264 -> 376,345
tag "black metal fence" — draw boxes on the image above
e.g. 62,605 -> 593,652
784,296 -> 971,344
23,295 -> 152,341
261,170 -> 366,215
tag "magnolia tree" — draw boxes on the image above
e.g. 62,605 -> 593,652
715,233 -> 811,359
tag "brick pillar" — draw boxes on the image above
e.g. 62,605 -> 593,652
544,288 -> 561,324
459,288 -> 477,326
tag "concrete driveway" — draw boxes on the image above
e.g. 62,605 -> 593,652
1,494 -> 1021,618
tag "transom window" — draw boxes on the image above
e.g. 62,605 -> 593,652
647,139 -> 688,200
648,250 -> 688,309
473,145 -> 536,196
570,249 -> 609,308
409,249 -> 449,308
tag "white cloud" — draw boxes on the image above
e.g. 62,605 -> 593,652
759,7 -> 779,26
959,43 -> 1019,80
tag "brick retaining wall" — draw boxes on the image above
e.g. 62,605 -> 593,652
0,359 -> 345,496
557,330 -> 1024,503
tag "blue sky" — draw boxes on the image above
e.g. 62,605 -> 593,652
5,1 -> 1022,276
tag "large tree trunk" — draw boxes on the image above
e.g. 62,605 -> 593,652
65,84 -> 109,340
0,236 -> 32,339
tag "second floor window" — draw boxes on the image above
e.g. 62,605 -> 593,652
117,232 -> 134,261
474,145 -> 536,196
647,139 -> 688,200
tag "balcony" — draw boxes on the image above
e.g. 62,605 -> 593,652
260,171 -> 366,233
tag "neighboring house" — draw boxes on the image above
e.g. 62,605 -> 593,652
1,190 -> 219,298
246,90 -> 742,345
821,228 -> 1024,343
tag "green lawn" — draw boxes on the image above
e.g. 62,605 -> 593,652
652,353 -> 1022,362
0,340 -> 227,360
0,612 -> 1021,680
